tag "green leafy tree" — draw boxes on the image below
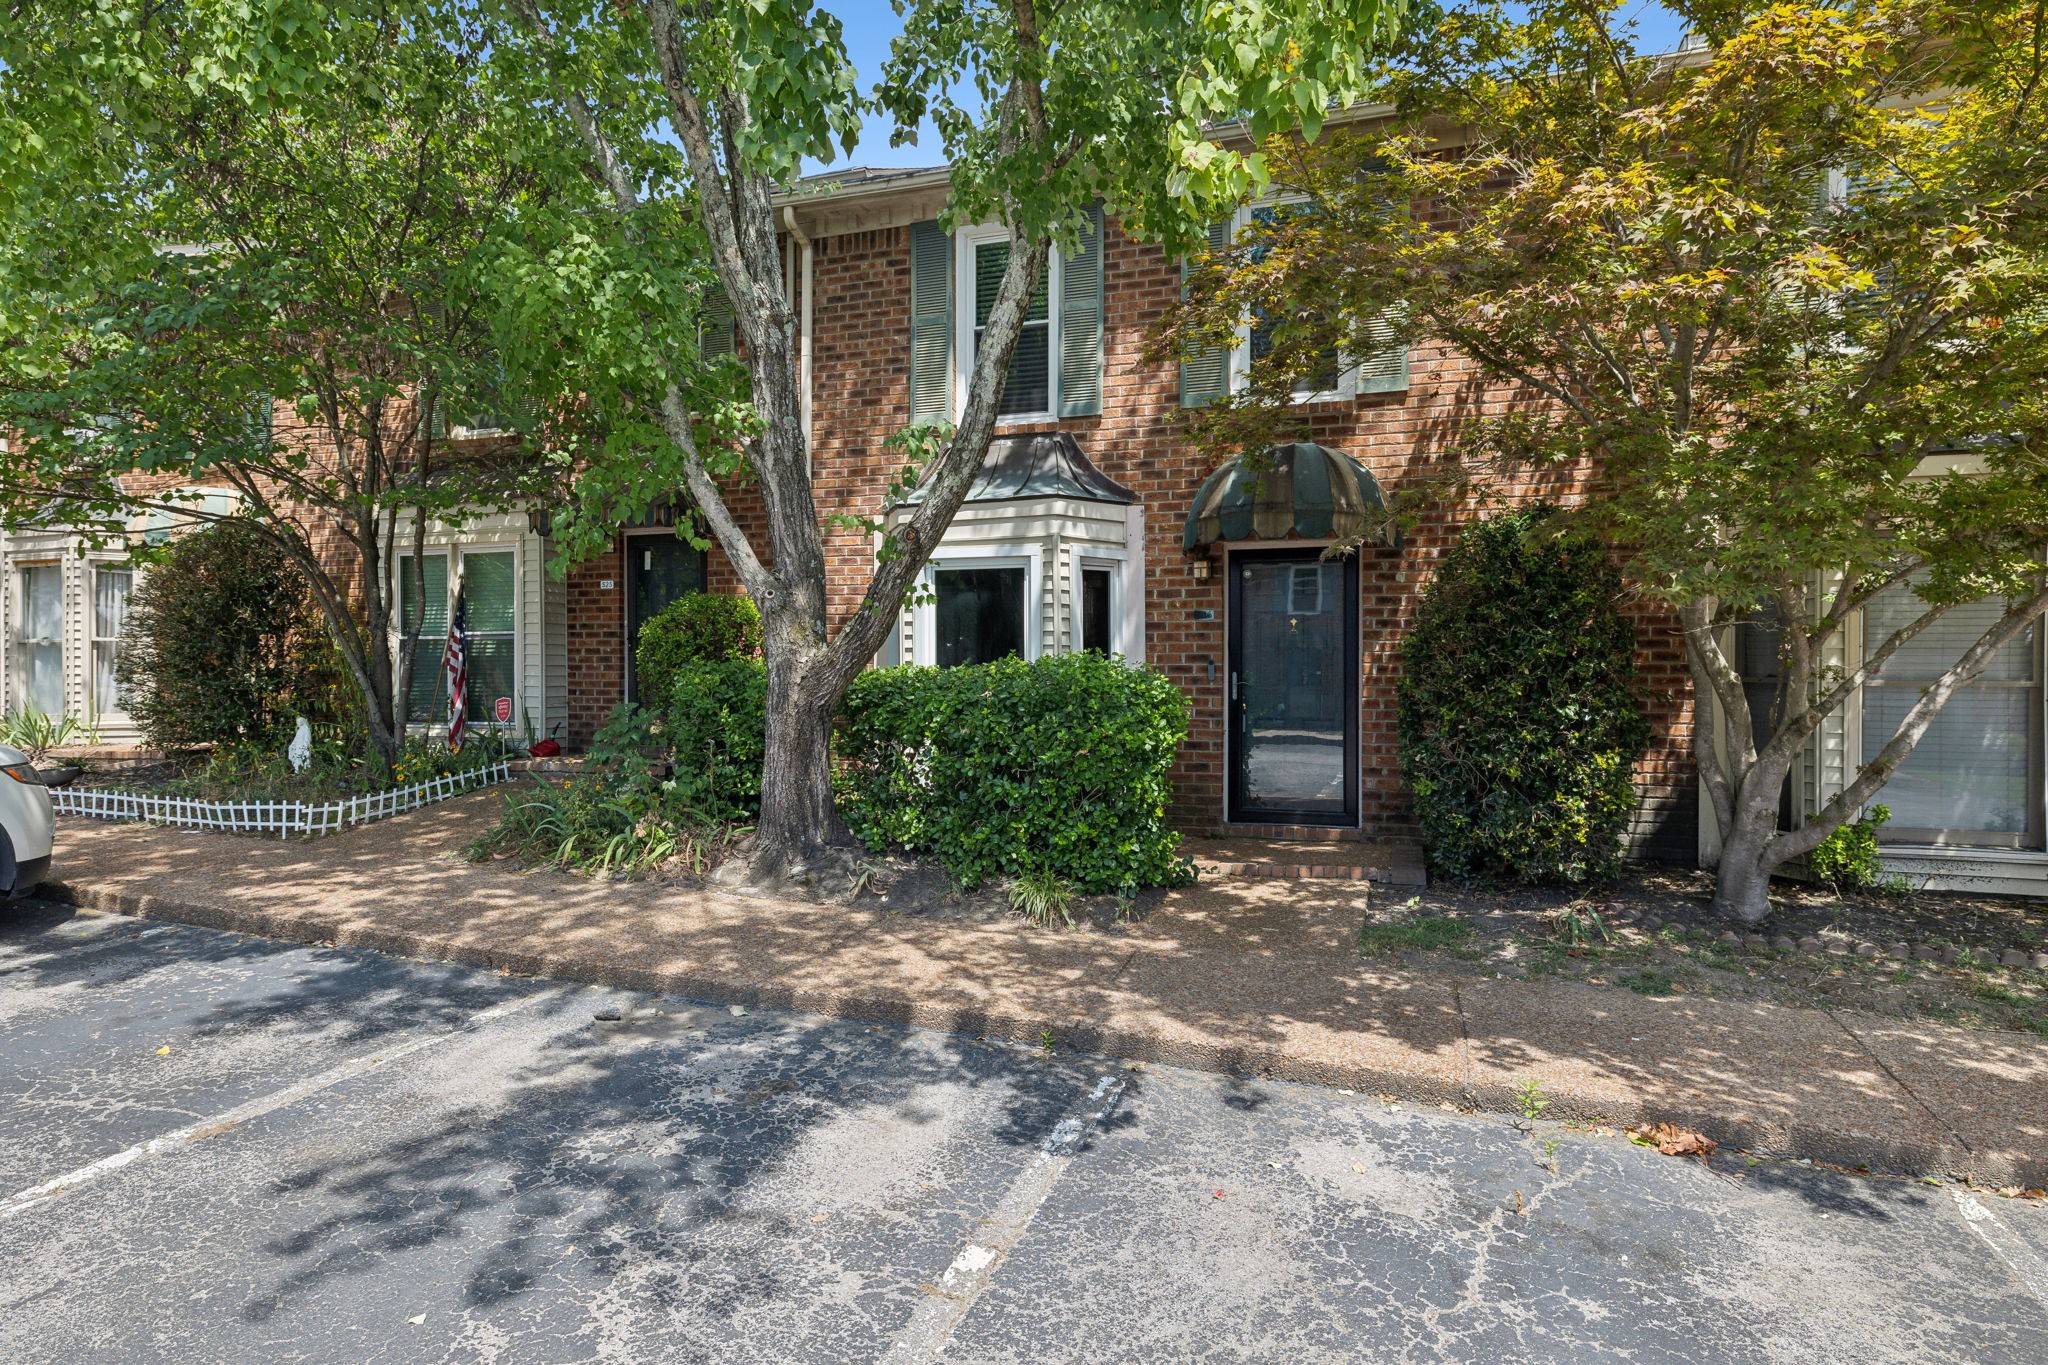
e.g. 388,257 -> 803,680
0,7 -> 556,778
1174,0 -> 2048,922
482,0 -> 1414,872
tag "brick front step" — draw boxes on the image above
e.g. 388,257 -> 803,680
1183,836 -> 1427,888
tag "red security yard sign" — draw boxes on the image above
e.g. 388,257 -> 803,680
494,696 -> 512,724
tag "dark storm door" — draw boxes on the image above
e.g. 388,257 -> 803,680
627,533 -> 707,702
1227,549 -> 1359,825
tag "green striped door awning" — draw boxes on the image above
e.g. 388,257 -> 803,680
1181,443 -> 1395,551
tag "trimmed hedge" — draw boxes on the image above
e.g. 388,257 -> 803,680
665,659 -> 767,820
1397,507 -> 1651,884
839,652 -> 1192,895
636,591 -> 761,702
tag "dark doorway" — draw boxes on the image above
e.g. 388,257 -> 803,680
627,533 -> 707,702
1227,548 -> 1359,825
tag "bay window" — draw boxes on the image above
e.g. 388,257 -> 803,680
932,560 -> 1030,667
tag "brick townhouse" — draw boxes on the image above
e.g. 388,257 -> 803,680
546,166 -> 1702,862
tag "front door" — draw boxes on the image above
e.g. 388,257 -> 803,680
1227,549 -> 1359,825
627,533 -> 707,702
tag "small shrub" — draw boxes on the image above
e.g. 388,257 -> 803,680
1008,867 -> 1076,928
1548,901 -> 1611,954
636,592 -> 761,702
0,708 -> 100,764
838,652 -> 1191,895
1357,914 -> 1474,958
1808,805 -> 1905,894
1397,507 -> 1652,885
116,520 -> 338,748
472,706 -> 736,876
665,659 -> 767,819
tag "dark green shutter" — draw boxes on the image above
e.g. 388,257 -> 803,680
1058,202 -> 1104,417
700,287 -> 736,360
909,219 -> 953,424
1179,218 -> 1233,408
1354,307 -> 1409,395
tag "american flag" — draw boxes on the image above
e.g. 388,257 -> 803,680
442,584 -> 468,752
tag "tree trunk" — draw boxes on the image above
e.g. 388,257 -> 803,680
754,645 -> 847,869
1710,829 -> 1776,924
1710,767 -> 1788,924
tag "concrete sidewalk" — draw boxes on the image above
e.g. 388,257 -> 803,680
36,793 -> 2048,1186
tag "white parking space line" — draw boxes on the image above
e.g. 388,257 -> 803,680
880,1072 -> 1129,1365
1953,1188 -> 2048,1311
1,988 -> 561,1221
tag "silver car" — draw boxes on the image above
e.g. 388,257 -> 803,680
0,742 -> 54,896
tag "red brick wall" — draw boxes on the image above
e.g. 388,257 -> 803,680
564,216 -> 1699,860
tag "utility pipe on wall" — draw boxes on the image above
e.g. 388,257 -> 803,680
780,206 -> 815,465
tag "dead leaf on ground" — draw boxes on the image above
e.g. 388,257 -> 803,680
1625,1122 -> 1719,1160
1351,1161 -> 1367,1174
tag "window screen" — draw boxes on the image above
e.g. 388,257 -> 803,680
18,565 -> 62,715
1081,566 -> 1113,654
1863,582 -> 2041,845
462,550 -> 517,724
974,241 -> 1051,417
935,566 -> 1026,667
398,552 -> 448,724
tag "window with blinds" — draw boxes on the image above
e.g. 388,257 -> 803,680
1862,581 -> 2042,846
974,240 -> 1052,418
462,550 -> 517,723
398,552 -> 448,725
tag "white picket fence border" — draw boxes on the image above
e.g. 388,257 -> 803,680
51,761 -> 514,839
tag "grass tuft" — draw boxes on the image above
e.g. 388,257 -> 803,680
1358,915 -> 1475,959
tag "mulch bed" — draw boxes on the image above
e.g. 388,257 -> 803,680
1377,867 -> 2048,1037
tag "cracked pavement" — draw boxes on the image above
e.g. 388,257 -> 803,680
3,901 -> 2046,1363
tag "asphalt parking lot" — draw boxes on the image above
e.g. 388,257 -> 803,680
3,900 -> 2046,1363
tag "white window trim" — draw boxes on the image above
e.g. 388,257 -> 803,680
12,560 -> 64,716
1071,548 -> 1144,662
1227,199 -> 1360,406
953,224 -> 1065,425
87,558 -> 134,721
911,546 -> 1044,667
1851,587 -> 2045,850
388,539 -> 526,733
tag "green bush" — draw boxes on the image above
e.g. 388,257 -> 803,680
116,520 -> 339,749
665,658 -> 767,820
1808,804 -> 1902,894
838,652 -> 1193,895
635,591 -> 761,702
1397,507 -> 1652,884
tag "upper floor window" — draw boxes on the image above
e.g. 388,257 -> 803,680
908,208 -> 1103,428
1180,200 -> 1408,408
968,236 -> 1054,418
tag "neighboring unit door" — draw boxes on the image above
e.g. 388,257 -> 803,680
627,534 -> 707,702
1227,549 -> 1359,825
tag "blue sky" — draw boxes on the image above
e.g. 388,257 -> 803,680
819,1 -> 1690,171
